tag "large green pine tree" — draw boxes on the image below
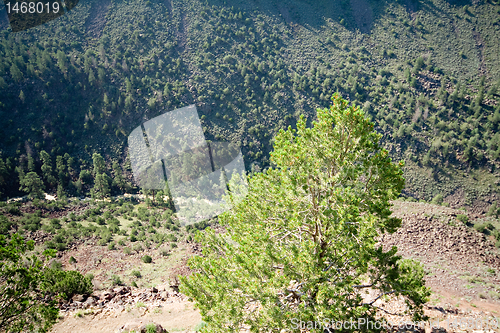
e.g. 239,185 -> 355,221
19,171 -> 45,200
92,173 -> 110,200
111,161 -> 127,193
92,152 -> 106,176
10,63 -> 23,82
39,151 -> 56,187
181,95 -> 430,332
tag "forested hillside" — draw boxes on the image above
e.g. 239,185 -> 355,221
1,0 -> 500,213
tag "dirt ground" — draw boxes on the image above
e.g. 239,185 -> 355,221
50,299 -> 201,333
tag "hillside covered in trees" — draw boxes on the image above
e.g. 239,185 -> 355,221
0,0 -> 500,213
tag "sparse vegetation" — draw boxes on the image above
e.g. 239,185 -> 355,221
111,274 -> 123,286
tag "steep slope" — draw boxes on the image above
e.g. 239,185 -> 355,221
0,0 -> 499,212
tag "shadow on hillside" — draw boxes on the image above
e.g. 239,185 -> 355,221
204,0 -> 473,35
443,0 -> 472,5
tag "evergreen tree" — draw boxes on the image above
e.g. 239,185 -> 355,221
39,151 -> 56,186
0,234 -> 58,332
0,233 -> 93,332
19,90 -> 25,103
88,69 -> 96,86
79,169 -> 92,185
27,153 -> 35,172
111,161 -> 126,193
92,152 -> 106,176
126,78 -> 132,94
124,95 -> 133,111
98,67 -> 106,83
65,153 -> 74,175
10,63 -> 23,82
56,50 -> 67,73
20,172 -> 44,200
0,157 -> 7,197
92,173 -> 110,200
181,95 -> 430,331
56,155 -> 66,185
0,77 -> 6,90
56,184 -> 66,200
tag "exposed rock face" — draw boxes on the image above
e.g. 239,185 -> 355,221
59,285 -> 187,313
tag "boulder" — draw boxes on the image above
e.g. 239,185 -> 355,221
72,294 -> 87,302
102,291 -> 116,301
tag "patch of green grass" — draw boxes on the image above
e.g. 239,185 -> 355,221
145,323 -> 158,333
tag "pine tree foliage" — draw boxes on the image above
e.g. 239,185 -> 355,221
181,95 -> 430,332
19,172 -> 45,200
0,234 -> 58,333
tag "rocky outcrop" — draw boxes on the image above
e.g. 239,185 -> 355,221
59,285 -> 187,313
382,212 -> 500,268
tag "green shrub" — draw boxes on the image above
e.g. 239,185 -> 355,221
474,223 -> 486,233
145,323 -> 158,333
50,219 -> 61,229
133,243 -> 143,253
141,255 -> 152,263
487,203 -> 499,217
43,270 -> 93,300
7,206 -> 22,216
123,247 -> 131,255
108,241 -> 116,250
98,233 -> 112,246
0,215 -> 13,234
69,256 -> 77,264
431,194 -> 443,205
131,270 -> 142,278
111,274 -> 123,286
457,214 -> 468,224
